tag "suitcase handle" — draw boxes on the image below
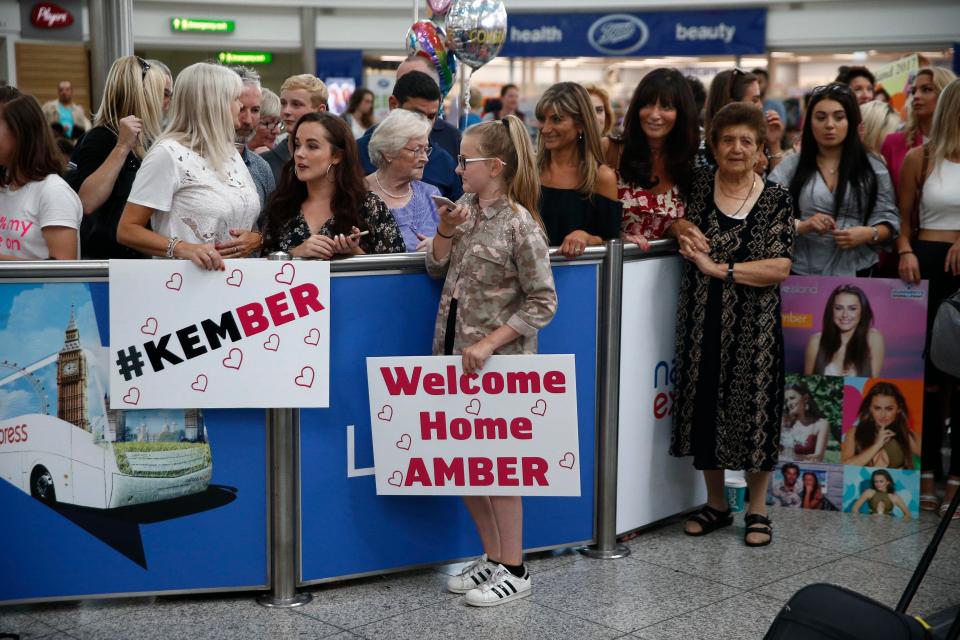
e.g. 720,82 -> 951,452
896,485 -> 960,614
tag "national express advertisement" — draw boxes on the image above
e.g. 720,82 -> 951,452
0,283 -> 267,602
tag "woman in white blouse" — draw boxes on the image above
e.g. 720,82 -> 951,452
118,62 -> 261,270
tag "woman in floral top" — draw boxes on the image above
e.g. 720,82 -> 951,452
427,116 -> 556,607
606,69 -> 699,250
261,112 -> 404,257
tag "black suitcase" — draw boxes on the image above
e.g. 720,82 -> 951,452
764,487 -> 960,640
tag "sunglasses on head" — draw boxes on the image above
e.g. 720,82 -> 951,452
136,56 -> 150,81
811,82 -> 854,97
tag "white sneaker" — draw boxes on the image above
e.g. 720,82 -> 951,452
464,564 -> 531,607
446,554 -> 496,594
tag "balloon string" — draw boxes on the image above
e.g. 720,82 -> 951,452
459,66 -> 472,131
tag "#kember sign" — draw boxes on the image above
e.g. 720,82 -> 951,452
366,355 -> 580,496
109,260 -> 330,409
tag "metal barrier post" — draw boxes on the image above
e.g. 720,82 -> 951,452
258,253 -> 312,607
581,239 -> 630,559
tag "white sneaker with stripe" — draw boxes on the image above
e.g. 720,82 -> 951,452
463,564 -> 531,607
446,554 -> 496,594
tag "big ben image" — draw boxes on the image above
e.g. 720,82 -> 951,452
57,307 -> 90,432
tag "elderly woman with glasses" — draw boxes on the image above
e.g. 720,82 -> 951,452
248,88 -> 282,154
364,109 -> 440,252
769,82 -> 898,277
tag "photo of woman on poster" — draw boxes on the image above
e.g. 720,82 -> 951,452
804,284 -> 885,377
842,381 -> 921,469
800,471 -> 825,510
850,469 -> 912,519
782,381 -> 832,462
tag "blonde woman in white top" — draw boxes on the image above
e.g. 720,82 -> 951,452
896,79 -> 960,518
118,62 -> 261,271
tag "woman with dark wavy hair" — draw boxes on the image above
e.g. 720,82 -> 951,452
800,471 -> 824,510
606,69 -> 698,250
262,112 -> 404,257
782,381 -> 830,462
804,284 -> 884,377
842,382 -> 920,469
769,83 -> 898,276
851,469 -> 912,519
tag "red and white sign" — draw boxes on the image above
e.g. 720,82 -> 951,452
30,3 -> 74,29
109,260 -> 330,409
366,355 -> 580,496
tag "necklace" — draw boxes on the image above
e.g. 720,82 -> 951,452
718,173 -> 757,219
817,157 -> 839,175
374,171 -> 412,199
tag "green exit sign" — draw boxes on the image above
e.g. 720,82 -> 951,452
218,51 -> 273,65
171,17 -> 236,33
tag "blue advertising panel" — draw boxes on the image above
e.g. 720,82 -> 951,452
501,9 -> 766,58
299,264 -> 598,582
0,283 -> 267,603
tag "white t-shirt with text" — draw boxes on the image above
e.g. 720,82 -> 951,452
0,174 -> 82,259
128,139 -> 259,245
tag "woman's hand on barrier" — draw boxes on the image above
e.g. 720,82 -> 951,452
898,252 -> 921,284
217,229 -> 261,258
332,227 -> 363,255
621,232 -> 650,251
799,213 -> 835,235
678,244 -> 720,277
671,219 -> 710,253
559,230 -> 592,258
945,239 -> 960,276
437,203 -> 469,237
462,338 -> 495,374
291,234 -> 337,260
176,241 -> 225,271
832,226 -> 873,249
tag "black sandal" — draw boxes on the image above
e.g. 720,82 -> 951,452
683,504 -> 733,537
744,512 -> 773,547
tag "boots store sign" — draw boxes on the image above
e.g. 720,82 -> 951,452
19,0 -> 83,40
501,8 -> 765,58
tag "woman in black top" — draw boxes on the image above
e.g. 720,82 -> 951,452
65,56 -> 165,259
535,82 -> 621,258
262,112 -> 405,257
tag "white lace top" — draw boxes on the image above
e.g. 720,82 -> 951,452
128,139 -> 259,245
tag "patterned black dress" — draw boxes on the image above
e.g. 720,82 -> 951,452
266,191 -> 405,255
669,167 -> 795,472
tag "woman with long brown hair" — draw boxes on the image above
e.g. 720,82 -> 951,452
0,93 -> 81,260
804,284 -> 884,377
261,111 -> 404,257
841,382 -> 920,469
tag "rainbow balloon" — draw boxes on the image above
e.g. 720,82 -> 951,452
405,20 -> 457,103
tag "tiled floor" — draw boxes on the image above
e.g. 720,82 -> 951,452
2,506 -> 957,640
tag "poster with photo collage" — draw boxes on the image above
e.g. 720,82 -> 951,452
773,276 -> 928,519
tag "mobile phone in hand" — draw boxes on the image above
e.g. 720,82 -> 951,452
431,194 -> 458,209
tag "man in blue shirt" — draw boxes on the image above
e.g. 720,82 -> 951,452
231,66 -> 276,231
358,71 -> 462,201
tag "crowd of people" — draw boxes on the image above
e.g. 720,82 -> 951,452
1,53 -> 959,606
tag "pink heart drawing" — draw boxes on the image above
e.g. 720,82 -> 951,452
465,398 -> 481,415
378,404 -> 393,422
388,471 -> 404,487
140,317 -> 158,336
165,273 -> 183,291
222,348 -> 243,370
395,434 -> 412,450
531,399 -> 547,416
191,374 -> 208,392
122,387 -> 140,405
303,328 -> 321,346
295,366 -> 315,388
226,269 -> 243,287
263,334 -> 280,351
559,452 -> 576,469
275,262 -> 296,285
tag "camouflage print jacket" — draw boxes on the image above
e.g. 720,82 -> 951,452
425,194 -> 557,356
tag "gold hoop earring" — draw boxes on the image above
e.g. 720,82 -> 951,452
325,163 -> 337,183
